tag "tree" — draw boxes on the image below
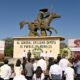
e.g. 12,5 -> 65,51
60,42 -> 71,58
60,42 -> 67,49
3,37 -> 13,57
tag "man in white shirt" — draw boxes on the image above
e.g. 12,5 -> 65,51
13,74 -> 27,80
40,51 -> 44,57
48,50 -> 53,58
22,50 -> 27,58
64,65 -> 75,80
49,59 -> 62,80
40,51 -> 47,59
59,57 -> 70,71
59,57 -> 70,80
0,59 -> 11,80
44,51 -> 53,60
37,57 -> 47,72
44,51 -> 49,60
74,58 -> 80,80
42,51 -> 50,60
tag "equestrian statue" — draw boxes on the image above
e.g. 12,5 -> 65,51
19,8 -> 61,36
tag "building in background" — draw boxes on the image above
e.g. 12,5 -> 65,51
68,39 -> 80,58
0,40 -> 5,60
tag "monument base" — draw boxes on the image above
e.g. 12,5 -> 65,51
13,36 -> 64,59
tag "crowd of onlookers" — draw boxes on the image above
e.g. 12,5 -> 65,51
0,51 -> 80,80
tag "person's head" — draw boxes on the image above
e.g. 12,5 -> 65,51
27,50 -> 31,55
16,59 -> 21,66
58,54 -> 61,56
50,50 -> 52,53
40,8 -> 48,14
39,8 -> 48,18
62,55 -> 66,58
40,57 -> 44,60
45,51 -> 47,53
31,58 -> 35,64
23,57 -> 26,60
24,50 -> 25,51
48,57 -> 54,62
36,66 -> 43,78
4,59 -> 8,64
23,57 -> 26,63
42,50 -> 43,53
53,59 -> 58,64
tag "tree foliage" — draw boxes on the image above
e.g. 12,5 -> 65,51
3,38 -> 13,57
60,42 -> 67,49
60,42 -> 71,58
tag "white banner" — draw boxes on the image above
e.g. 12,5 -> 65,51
68,39 -> 80,47
70,47 -> 80,51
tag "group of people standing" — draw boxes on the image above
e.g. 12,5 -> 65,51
0,50 -> 80,80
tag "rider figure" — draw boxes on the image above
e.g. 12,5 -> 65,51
36,8 -> 49,22
34,8 -> 49,29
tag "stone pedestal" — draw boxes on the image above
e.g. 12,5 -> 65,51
13,36 -> 64,59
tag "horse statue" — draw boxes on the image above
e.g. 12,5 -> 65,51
19,21 -> 40,36
19,9 -> 61,36
34,12 -> 61,36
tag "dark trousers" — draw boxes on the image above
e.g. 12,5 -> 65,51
25,76 -> 32,80
76,74 -> 80,80
0,77 -> 4,80
9,78 -> 13,80
62,71 -> 65,80
51,74 -> 62,80
0,77 -> 9,80
44,75 -> 49,80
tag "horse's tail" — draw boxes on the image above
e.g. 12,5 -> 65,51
19,21 -> 29,29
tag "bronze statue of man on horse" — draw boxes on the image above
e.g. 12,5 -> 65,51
19,8 -> 61,36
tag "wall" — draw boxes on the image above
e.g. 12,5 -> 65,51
13,36 -> 64,59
